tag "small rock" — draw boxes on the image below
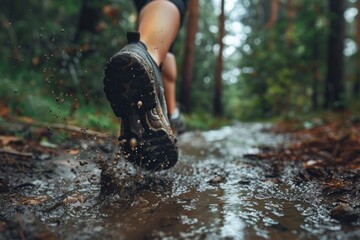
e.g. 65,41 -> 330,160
238,179 -> 251,185
0,178 -> 9,193
330,203 -> 359,224
79,160 -> 88,166
305,166 -> 327,179
208,176 -> 225,185
63,194 -> 85,204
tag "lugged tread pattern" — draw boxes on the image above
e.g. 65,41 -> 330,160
103,50 -> 178,171
104,52 -> 157,117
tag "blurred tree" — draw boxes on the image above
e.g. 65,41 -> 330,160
266,0 -> 279,29
324,0 -> 346,109
73,0 -> 102,43
285,0 -> 296,46
214,0 -> 225,116
354,0 -> 360,98
238,0 -> 329,118
183,0 -> 218,114
180,0 -> 199,111
311,2 -> 321,110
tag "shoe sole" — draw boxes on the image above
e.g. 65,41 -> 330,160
103,52 -> 178,171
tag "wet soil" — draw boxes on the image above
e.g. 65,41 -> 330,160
1,123 -> 360,239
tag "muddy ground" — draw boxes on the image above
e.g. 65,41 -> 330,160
0,122 -> 359,239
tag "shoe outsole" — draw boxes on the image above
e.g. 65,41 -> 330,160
103,52 -> 178,171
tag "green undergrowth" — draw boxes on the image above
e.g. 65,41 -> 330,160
0,58 -> 229,134
183,111 -> 230,131
7,58 -> 360,135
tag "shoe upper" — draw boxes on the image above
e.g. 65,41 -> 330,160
169,107 -> 186,135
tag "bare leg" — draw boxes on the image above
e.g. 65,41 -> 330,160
138,0 -> 180,66
162,52 -> 177,115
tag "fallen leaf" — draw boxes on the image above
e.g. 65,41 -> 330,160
0,135 -> 22,145
67,149 -> 80,155
18,116 -> 34,124
21,195 -> 49,205
63,194 -> 85,204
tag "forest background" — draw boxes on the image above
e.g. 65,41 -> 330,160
1,0 -> 360,132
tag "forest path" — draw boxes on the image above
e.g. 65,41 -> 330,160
0,123 -> 359,239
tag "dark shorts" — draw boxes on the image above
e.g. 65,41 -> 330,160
133,0 -> 188,25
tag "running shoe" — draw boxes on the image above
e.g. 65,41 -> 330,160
103,32 -> 178,171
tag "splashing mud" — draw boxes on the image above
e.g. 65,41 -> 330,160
1,123 -> 359,239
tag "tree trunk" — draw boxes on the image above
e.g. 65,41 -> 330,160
180,0 -> 199,111
354,0 -> 360,98
266,0 -> 279,50
311,3 -> 321,111
312,36 -> 320,111
73,0 -> 102,43
266,0 -> 279,29
324,0 -> 345,109
214,0 -> 225,117
285,0 -> 296,45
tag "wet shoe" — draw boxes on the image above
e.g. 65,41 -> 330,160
169,107 -> 186,135
103,32 -> 178,171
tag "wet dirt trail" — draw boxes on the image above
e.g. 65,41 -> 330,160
1,123 -> 359,239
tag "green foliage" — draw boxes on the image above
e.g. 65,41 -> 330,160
1,0 -> 360,132
184,112 -> 230,131
0,0 -> 134,130
237,0 -> 330,119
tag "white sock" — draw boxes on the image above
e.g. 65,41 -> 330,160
171,107 -> 180,119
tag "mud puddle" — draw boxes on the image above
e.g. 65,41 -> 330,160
1,123 -> 359,239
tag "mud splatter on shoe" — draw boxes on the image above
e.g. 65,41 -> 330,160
103,32 -> 178,171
